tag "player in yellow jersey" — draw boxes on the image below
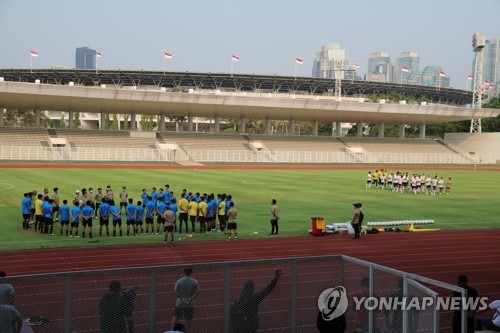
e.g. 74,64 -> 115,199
198,197 -> 208,233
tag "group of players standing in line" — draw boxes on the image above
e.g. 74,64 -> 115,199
20,185 -> 242,243
366,169 -> 452,195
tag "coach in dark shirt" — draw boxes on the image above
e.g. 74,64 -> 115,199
99,280 -> 133,333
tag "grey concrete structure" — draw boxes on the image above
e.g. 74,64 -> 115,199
378,123 -> 385,138
289,120 -> 295,135
100,113 -> 105,130
399,124 -> 405,138
419,124 -> 426,139
335,122 -> 342,137
35,109 -> 40,127
188,116 -> 193,132
158,114 -> 165,131
313,121 -> 319,136
357,122 -> 363,137
0,108 -> 4,127
214,117 -> 220,133
68,111 -> 74,128
240,117 -> 246,134
130,113 -> 136,131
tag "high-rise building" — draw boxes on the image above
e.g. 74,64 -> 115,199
312,43 -> 345,79
421,66 -> 450,88
482,39 -> 499,97
75,47 -> 96,70
367,52 -> 391,82
395,51 -> 419,84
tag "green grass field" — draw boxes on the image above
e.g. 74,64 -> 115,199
1,167 -> 499,251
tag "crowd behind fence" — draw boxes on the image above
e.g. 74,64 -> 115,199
0,145 -> 495,164
3,255 -> 466,333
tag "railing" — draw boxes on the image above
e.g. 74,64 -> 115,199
2,255 -> 466,333
0,145 -> 496,164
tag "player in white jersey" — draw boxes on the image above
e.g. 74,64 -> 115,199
387,173 -> 393,190
366,171 -> 372,189
438,177 -> 444,195
393,173 -> 400,192
411,175 -> 418,194
379,174 -> 386,190
425,175 -> 432,195
431,176 -> 438,195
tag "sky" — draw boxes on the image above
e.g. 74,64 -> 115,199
0,0 -> 499,89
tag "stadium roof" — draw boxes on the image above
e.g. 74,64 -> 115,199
0,69 -> 474,106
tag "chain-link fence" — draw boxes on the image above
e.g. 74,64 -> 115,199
2,255 -> 466,333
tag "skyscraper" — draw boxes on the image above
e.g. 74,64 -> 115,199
312,43 -> 345,79
421,66 -> 450,88
367,52 -> 391,82
482,39 -> 499,97
75,47 -> 96,70
395,51 -> 419,84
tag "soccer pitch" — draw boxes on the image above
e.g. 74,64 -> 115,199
1,167 -> 499,251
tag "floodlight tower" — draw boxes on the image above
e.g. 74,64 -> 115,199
470,32 -> 486,133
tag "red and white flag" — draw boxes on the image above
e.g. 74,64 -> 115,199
439,71 -> 446,77
231,55 -> 239,62
401,66 -> 409,72
484,80 -> 490,84
30,50 -> 39,57
467,75 -> 473,80
164,52 -> 173,59
96,52 -> 102,58
296,57 -> 303,65
353,63 -> 360,69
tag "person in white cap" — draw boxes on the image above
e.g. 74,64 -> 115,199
72,190 -> 82,205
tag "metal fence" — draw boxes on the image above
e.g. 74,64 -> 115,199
2,255 -> 466,333
0,145 -> 494,164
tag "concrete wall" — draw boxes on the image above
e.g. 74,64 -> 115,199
444,132 -> 500,163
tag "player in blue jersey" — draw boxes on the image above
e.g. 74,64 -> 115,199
125,198 -> 136,236
135,201 -> 145,235
59,199 -> 70,236
70,201 -> 82,238
145,196 -> 156,235
42,198 -> 55,235
81,200 -> 95,238
150,187 -> 158,204
21,193 -> 32,230
98,198 -> 111,237
156,198 -> 167,234
141,189 -> 149,207
110,204 -> 122,237
164,184 -> 171,206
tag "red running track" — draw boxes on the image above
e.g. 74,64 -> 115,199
2,230 -> 499,294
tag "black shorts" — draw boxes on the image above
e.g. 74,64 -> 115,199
227,222 -> 237,230
100,217 -> 109,226
146,217 -> 154,224
190,215 -> 197,223
82,218 -> 92,227
44,217 -> 53,226
61,220 -> 70,225
157,216 -> 165,224
175,306 -> 194,321
113,219 -> 122,226
30,208 -> 35,214
95,203 -> 101,211
71,222 -> 79,228
120,202 -> 127,208
23,213 -> 31,220
165,225 -> 174,232
52,206 -> 60,212
134,220 -> 143,225
126,219 -> 134,225
198,216 -> 206,224
35,215 -> 42,223
218,215 -> 226,223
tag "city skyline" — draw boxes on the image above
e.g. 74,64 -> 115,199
0,0 -> 499,90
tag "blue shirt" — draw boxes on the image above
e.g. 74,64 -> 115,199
81,206 -> 94,219
171,195 -> 177,204
42,201 -> 53,219
141,193 -> 149,204
135,205 -> 144,222
60,205 -> 70,221
165,189 -> 171,204
71,206 -> 81,223
99,202 -> 110,217
169,203 -> 178,216
110,205 -> 121,221
157,201 -> 167,215
22,197 -> 31,214
150,192 -> 158,203
126,204 -> 136,220
145,201 -> 156,218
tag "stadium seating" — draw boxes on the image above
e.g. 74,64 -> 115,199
341,137 -> 455,154
0,127 -> 51,146
53,129 -> 158,148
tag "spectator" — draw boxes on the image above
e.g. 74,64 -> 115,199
351,203 -> 362,239
475,299 -> 500,331
99,280 -> 134,333
173,269 -> 200,332
452,274 -> 479,333
269,199 -> 279,236
231,269 -> 282,333
0,283 -> 22,333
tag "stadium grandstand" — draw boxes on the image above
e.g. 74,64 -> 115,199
0,69 -> 499,164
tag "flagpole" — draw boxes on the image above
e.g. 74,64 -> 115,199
96,56 -> 98,74
295,61 -> 297,80
163,56 -> 166,75
231,56 -> 233,78
30,54 -> 32,73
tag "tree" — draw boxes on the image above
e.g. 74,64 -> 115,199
104,113 -> 112,130
4,109 -> 50,127
60,113 -> 67,128
123,114 -> 129,130
112,114 -> 119,130
74,112 -> 81,128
